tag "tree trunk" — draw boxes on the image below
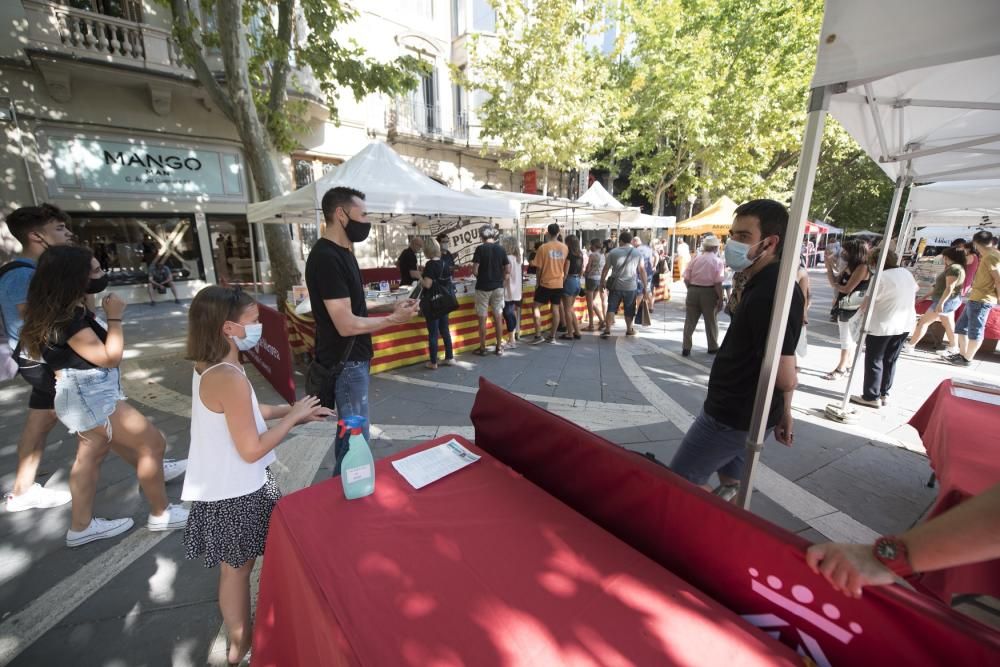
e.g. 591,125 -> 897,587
542,165 -> 549,196
216,0 -> 299,308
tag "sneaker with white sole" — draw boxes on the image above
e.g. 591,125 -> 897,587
66,517 -> 134,547
850,394 -> 881,409
147,503 -> 189,531
712,483 -> 740,502
5,483 -> 72,512
163,458 -> 188,483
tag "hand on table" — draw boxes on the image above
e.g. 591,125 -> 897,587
806,543 -> 895,598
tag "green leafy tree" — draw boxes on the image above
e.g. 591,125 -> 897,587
458,0 -> 618,195
164,0 -> 421,302
612,0 -> 822,212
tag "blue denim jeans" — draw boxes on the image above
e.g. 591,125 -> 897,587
332,360 -> 370,476
607,289 -> 636,322
54,366 -> 126,436
955,300 -> 995,341
426,314 -> 454,364
669,410 -> 771,486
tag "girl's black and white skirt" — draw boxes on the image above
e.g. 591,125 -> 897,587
183,467 -> 282,569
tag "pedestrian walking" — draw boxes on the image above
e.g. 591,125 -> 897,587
529,223 -> 568,343
20,245 -> 189,546
850,250 -> 917,408
906,247 -> 965,354
950,231 -> 1000,366
681,235 -> 725,356
304,187 -> 419,468
670,200 -> 803,500
823,238 -> 870,380
419,238 -> 456,369
472,225 -> 510,355
599,231 -> 646,339
584,239 -> 606,331
182,285 -> 332,666
560,235 -> 584,340
1,205 -> 75,513
500,234 -> 523,348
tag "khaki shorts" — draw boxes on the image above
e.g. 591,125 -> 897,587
475,288 -> 505,316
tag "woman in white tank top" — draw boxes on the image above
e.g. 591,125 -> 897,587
182,287 -> 332,665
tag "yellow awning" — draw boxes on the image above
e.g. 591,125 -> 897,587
669,196 -> 738,236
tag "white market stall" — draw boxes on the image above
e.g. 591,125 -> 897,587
896,179 -> 1000,254
738,0 -> 1000,508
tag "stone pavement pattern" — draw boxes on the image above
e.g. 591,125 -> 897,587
0,272 -> 997,665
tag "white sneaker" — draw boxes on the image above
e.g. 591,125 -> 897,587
902,343 -> 914,354
66,517 -> 134,547
5,483 -> 72,512
937,347 -> 959,357
147,503 -> 189,531
163,458 -> 188,483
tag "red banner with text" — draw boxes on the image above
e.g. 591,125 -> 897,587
241,302 -> 296,404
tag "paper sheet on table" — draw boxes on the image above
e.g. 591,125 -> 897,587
392,439 -> 481,489
952,387 -> 1000,406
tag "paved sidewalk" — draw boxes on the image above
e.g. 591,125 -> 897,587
0,271 -> 996,665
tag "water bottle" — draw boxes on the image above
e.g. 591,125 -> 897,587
379,280 -> 390,293
339,416 -> 375,499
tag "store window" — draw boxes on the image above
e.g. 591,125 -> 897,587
72,215 -> 203,287
472,0 -> 496,32
207,216 -> 257,286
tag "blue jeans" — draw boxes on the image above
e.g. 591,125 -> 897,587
607,289 -> 636,322
332,360 -> 370,476
955,300 -> 995,341
426,314 -> 454,364
669,410 -> 771,486
54,367 -> 126,435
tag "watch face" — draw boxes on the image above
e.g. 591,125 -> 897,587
876,540 -> 898,560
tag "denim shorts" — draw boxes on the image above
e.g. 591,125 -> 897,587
607,289 -> 636,319
54,367 -> 126,435
929,295 -> 961,315
955,300 -> 996,341
669,410 -> 771,486
563,276 -> 581,297
585,277 -> 601,292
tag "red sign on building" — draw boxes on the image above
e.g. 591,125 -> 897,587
522,170 -> 537,194
241,301 -> 297,404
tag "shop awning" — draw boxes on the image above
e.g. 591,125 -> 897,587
669,196 -> 738,236
247,142 -> 520,225
803,220 -> 829,234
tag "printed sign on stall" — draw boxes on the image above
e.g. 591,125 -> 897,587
241,302 -> 297,404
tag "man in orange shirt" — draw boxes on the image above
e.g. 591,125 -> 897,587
530,223 -> 568,343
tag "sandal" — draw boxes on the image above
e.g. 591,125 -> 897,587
474,348 -> 488,356
823,369 -> 845,380
584,325 -> 595,332
495,346 -> 504,356
559,334 -> 574,340
600,330 -> 611,339
424,362 -> 438,370
573,333 -> 581,340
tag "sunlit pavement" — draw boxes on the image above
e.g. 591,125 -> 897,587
1,270 -> 997,664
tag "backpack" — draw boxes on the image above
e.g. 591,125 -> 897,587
0,260 -> 35,381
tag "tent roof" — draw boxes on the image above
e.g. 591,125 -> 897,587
814,0 -> 1000,183
474,187 -> 642,228
634,214 -> 676,229
247,142 -> 520,224
670,196 -> 738,235
904,179 -> 1000,227
577,182 -> 626,209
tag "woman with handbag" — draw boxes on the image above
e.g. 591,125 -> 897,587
420,238 -> 456,370
823,238 -> 870,380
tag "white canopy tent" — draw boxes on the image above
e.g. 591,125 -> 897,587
895,179 -> 1000,254
738,0 -> 1000,508
247,141 -> 520,225
473,184 -> 642,232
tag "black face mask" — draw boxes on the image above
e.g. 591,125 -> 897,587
344,215 -> 372,243
86,274 -> 109,294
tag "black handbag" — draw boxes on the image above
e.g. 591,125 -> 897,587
419,264 -> 459,319
304,336 -> 354,409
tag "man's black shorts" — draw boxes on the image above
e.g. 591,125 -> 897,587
534,285 -> 564,305
16,355 -> 56,410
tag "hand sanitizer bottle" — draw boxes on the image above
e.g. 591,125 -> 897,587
339,416 -> 375,499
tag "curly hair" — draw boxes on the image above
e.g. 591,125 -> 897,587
20,246 -> 94,359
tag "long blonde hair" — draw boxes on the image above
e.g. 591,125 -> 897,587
500,234 -> 521,262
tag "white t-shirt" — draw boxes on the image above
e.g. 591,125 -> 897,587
505,254 -> 522,301
868,268 -> 918,336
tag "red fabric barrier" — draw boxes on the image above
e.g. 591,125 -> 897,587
252,436 -> 803,666
909,379 -> 1000,601
915,298 -> 1000,340
470,378 -> 1000,667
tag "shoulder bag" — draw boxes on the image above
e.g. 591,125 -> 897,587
420,262 -> 459,320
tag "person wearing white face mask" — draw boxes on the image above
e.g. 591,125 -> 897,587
670,200 -> 804,500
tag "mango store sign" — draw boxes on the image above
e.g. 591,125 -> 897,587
37,130 -> 247,201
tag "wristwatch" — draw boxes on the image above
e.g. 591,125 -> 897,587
873,536 -> 914,577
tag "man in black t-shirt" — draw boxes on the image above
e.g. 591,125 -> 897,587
471,225 -> 510,354
670,199 -> 803,498
396,236 -> 423,286
305,187 -> 419,451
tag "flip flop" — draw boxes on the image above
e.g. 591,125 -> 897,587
600,331 -> 611,339
823,369 -> 845,380
495,346 -> 504,356
474,348 -> 488,356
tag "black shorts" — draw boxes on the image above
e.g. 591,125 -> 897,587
16,355 -> 56,410
534,285 -> 564,305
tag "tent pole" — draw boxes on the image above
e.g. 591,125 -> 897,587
894,210 -> 914,258
830,175 -> 911,416
736,86 -> 830,510
249,221 -> 260,296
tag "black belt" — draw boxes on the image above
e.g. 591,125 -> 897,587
691,284 -> 716,288
568,274 -> 581,278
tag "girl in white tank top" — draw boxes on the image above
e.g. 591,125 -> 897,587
182,286 -> 331,665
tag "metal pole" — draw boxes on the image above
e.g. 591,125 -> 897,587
894,210 -> 914,258
832,176 -> 911,413
737,86 -> 830,510
249,221 -> 260,295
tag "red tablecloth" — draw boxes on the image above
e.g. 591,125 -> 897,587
915,298 -> 1000,340
252,436 -> 803,666
909,379 -> 1000,601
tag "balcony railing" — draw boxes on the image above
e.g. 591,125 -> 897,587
388,99 -> 473,143
23,0 -> 191,74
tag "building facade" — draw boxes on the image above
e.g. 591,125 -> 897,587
0,0 -> 552,299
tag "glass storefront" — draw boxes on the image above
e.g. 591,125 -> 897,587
71,214 -> 204,286
207,216 -> 257,286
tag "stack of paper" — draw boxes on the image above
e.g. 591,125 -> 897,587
391,439 -> 481,490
